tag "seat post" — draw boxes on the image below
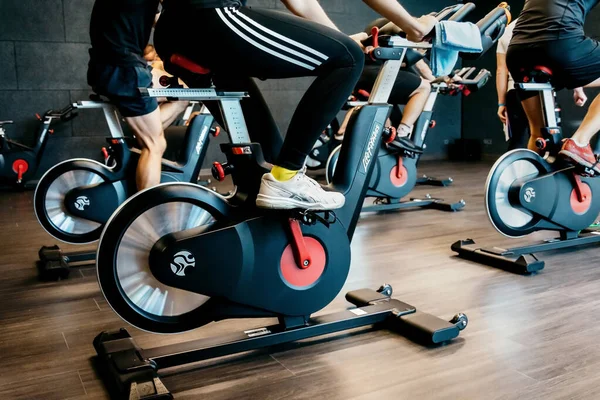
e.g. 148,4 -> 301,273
540,88 -> 557,128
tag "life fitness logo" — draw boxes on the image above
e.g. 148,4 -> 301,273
170,251 -> 195,277
195,126 -> 209,155
362,122 -> 382,173
523,187 -> 536,203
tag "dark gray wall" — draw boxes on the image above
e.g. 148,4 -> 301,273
462,1 -> 600,155
0,0 -> 460,179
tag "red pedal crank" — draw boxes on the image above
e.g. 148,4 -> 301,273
12,159 -> 29,184
288,219 -> 311,269
572,173 -> 587,203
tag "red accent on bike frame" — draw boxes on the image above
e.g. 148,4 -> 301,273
384,126 -> 397,144
213,162 -> 225,181
101,147 -> 109,160
534,65 -> 553,76
170,54 -> 211,75
371,26 -> 380,48
570,174 -> 592,215
358,89 -> 371,99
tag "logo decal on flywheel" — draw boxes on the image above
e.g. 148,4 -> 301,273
523,187 -> 536,203
74,196 -> 90,211
170,251 -> 196,277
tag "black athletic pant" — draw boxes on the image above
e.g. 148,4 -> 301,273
506,89 -> 529,150
155,5 -> 364,170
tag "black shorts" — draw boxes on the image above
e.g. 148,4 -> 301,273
357,65 -> 422,105
507,37 -> 600,99
87,62 -> 158,117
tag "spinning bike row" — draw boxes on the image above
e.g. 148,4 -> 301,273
33,8 -> 491,281
70,4 -> 510,399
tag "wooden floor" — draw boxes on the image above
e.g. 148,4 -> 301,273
3,160 -> 600,399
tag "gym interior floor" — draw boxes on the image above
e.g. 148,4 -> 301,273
2,160 -> 600,399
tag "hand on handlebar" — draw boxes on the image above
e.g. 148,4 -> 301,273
573,87 -> 588,107
407,15 -> 437,42
497,106 -> 508,125
350,32 -> 370,53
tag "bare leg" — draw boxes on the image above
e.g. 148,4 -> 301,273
124,108 -> 166,190
400,79 -> 430,129
520,95 -> 545,151
159,101 -> 190,129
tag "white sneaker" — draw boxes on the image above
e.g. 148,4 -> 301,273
256,168 -> 345,210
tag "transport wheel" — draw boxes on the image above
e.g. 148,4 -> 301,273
34,160 -> 108,244
450,313 -> 468,331
485,149 -> 551,238
325,144 -> 342,185
97,183 -> 221,334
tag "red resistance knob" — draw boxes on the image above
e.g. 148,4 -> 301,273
12,159 -> 29,184
429,120 -> 436,129
357,89 -> 371,99
101,147 -> 109,160
535,138 -> 547,151
212,162 -> 226,182
211,126 -> 221,137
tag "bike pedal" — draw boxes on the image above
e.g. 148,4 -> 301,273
291,210 -> 337,227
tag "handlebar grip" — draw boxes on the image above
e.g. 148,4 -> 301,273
448,2 -> 477,22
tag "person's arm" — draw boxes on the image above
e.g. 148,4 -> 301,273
362,0 -> 436,42
280,0 -> 339,31
415,59 -> 435,81
496,52 -> 508,124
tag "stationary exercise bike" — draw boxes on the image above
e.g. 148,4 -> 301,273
0,105 -> 75,188
91,5 -> 500,398
452,66 -> 600,274
323,4 -> 508,213
33,94 -> 222,280
325,66 -> 490,213
306,5 -> 460,181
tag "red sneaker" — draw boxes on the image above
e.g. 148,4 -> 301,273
559,138 -> 600,174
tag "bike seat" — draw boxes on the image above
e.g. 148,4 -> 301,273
518,65 -> 554,85
89,93 -> 111,103
170,54 -> 211,76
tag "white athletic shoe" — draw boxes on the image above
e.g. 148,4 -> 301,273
256,168 -> 345,210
